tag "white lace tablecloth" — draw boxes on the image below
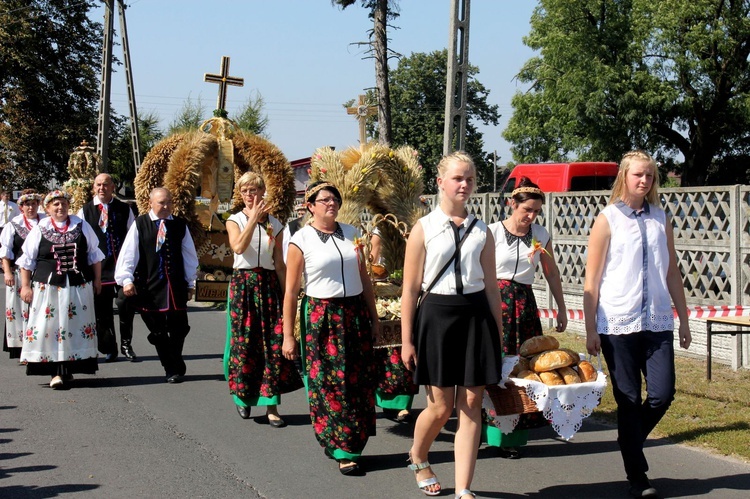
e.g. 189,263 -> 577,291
482,355 -> 608,441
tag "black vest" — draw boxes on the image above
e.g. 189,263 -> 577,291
32,223 -> 93,287
8,221 -> 32,267
288,217 -> 304,237
133,215 -> 189,311
82,198 -> 133,283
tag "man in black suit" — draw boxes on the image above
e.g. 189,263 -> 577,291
78,174 -> 136,361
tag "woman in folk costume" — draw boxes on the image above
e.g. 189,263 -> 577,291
483,176 -> 567,459
282,181 -> 379,476
1,190 -> 45,359
17,190 -> 104,389
224,172 -> 302,425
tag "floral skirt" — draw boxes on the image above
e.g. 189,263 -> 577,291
483,279 -> 548,446
224,269 -> 302,406
375,345 -> 418,410
301,294 -> 376,461
21,279 -> 99,375
4,268 -> 28,358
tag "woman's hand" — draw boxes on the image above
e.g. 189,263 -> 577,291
401,342 -> 417,372
4,272 -> 14,287
93,278 -> 102,296
678,322 -> 692,350
20,284 -> 33,304
282,335 -> 299,360
556,307 -> 568,332
585,330 -> 601,356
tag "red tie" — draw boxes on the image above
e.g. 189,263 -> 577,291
98,203 -> 108,232
156,219 -> 166,251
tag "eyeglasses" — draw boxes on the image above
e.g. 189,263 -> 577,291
314,197 -> 340,206
240,188 -> 259,195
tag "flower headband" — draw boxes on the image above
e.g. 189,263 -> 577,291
43,189 -> 70,207
305,182 -> 336,202
18,193 -> 43,205
511,186 -> 545,197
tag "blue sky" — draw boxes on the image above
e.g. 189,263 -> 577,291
91,0 -> 537,164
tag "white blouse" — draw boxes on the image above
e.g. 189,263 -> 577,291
227,213 -> 283,270
16,216 -> 105,271
289,222 -> 364,299
488,221 -> 550,285
596,202 -> 674,335
419,207 -> 487,295
0,213 -> 45,260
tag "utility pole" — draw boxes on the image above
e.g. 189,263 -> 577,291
443,0 -> 470,155
96,0 -> 142,175
493,150 -> 497,191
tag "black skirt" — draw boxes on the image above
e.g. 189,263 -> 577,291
413,291 -> 502,387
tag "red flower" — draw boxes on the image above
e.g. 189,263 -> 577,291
329,400 -> 342,412
390,353 -> 400,364
326,343 -> 338,357
336,370 -> 345,379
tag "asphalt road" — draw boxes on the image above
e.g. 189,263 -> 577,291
1,290 -> 749,498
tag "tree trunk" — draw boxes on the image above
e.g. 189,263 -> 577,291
373,0 -> 392,145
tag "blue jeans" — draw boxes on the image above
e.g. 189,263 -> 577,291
600,330 -> 675,480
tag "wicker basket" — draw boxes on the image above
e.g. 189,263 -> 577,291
486,381 -> 539,416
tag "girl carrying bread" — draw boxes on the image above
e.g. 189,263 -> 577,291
400,151 -> 504,499
583,150 -> 691,499
484,177 -> 568,459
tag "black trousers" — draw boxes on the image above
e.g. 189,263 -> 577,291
94,285 -> 136,352
140,310 -> 190,377
600,330 -> 676,480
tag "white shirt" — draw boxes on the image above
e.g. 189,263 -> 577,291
289,223 -> 363,299
114,211 -> 199,288
227,212 -> 283,270
419,207 -> 487,295
16,216 -> 105,271
76,195 -> 136,229
596,202 -> 674,335
0,200 -> 21,227
488,222 -> 550,285
0,213 -> 45,260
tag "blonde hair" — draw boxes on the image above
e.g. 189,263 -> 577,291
609,150 -> 660,206
436,150 -> 475,178
236,171 -> 265,192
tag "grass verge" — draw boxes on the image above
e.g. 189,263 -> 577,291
554,332 -> 750,463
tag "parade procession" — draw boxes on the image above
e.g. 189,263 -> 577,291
2,2 -> 750,499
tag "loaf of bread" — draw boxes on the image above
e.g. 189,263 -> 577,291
539,370 -> 565,386
519,335 -> 560,357
559,348 -> 580,364
511,356 -> 531,376
514,370 -> 542,383
529,349 -> 575,372
577,360 -> 598,382
557,366 -> 581,385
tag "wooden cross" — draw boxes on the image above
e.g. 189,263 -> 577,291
346,94 -> 377,149
204,56 -> 244,112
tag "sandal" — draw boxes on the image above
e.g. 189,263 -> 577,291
455,489 -> 476,499
408,452 -> 441,496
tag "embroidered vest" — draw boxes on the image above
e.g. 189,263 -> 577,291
8,221 -> 32,267
32,224 -> 92,287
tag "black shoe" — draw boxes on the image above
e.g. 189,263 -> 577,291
166,374 -> 183,384
267,415 -> 286,428
629,475 -> 658,498
496,446 -> 521,459
120,342 -> 137,361
236,405 -> 250,419
104,351 -> 119,362
338,461 -> 362,476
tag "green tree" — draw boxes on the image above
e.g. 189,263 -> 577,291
0,0 -> 102,191
332,0 -> 400,145
109,111 -> 164,191
167,95 -> 206,135
504,0 -> 750,186
379,50 -> 500,193
233,92 -> 269,136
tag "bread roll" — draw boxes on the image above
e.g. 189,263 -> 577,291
519,335 -> 560,357
559,348 -> 580,364
577,360 -> 598,382
514,370 -> 542,383
510,356 -> 531,376
558,366 -> 581,385
539,370 -> 565,386
529,349 -> 575,372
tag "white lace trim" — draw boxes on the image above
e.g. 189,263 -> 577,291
483,355 -> 608,441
